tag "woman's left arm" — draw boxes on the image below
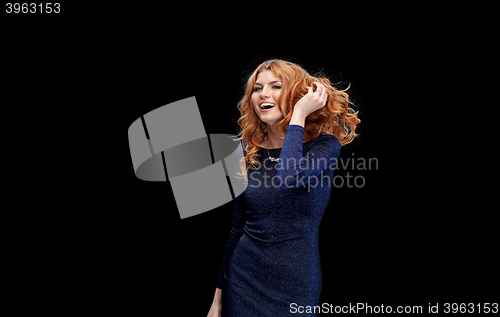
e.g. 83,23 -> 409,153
277,125 -> 340,188
277,82 -> 341,188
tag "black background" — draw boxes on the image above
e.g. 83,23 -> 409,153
2,4 -> 497,315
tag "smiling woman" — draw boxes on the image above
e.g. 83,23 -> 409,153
233,60 -> 360,179
207,59 -> 361,317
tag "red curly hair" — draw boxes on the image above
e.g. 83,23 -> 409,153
236,59 -> 360,176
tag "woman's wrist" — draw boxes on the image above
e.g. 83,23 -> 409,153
289,110 -> 306,127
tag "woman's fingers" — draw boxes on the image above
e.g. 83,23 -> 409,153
306,86 -> 313,95
313,82 -> 322,93
313,82 -> 325,96
313,82 -> 328,106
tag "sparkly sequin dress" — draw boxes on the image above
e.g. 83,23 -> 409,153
217,125 -> 341,317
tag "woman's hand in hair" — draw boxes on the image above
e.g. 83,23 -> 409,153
290,82 -> 328,127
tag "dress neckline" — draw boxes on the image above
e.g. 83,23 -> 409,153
260,147 -> 281,150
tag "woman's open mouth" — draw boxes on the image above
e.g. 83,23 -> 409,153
259,102 -> 276,112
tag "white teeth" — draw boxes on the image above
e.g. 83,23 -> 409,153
260,102 -> 275,108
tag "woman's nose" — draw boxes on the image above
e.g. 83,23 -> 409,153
260,87 -> 270,98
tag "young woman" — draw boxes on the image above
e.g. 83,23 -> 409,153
208,59 -> 360,317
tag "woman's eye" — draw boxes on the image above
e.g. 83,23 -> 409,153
253,85 -> 281,92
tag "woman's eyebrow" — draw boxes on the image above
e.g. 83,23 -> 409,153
253,80 -> 282,86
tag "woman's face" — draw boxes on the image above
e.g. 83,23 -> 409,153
251,70 -> 284,126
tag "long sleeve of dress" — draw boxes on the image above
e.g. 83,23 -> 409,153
216,192 -> 249,289
277,124 -> 341,188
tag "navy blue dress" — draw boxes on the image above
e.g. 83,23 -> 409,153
217,125 -> 341,317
